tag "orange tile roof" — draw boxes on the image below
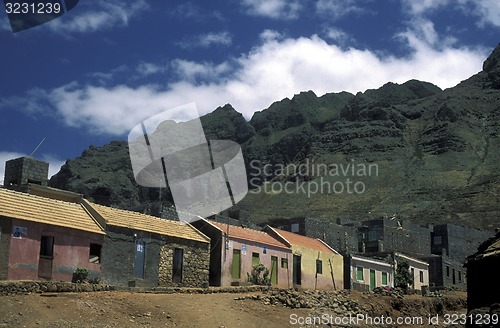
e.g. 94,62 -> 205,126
0,188 -> 104,235
88,202 -> 209,243
208,220 -> 290,250
268,227 -> 337,254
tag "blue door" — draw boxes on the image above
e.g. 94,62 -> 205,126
134,240 -> 145,278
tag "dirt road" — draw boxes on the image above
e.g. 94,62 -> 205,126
0,289 -> 467,327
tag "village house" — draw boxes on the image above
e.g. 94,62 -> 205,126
265,226 -> 343,290
1,157 -> 211,288
83,201 -> 210,288
0,188 -> 105,282
344,254 -> 394,291
427,223 -> 493,291
191,218 -> 292,288
465,231 -> 500,316
393,252 -> 429,292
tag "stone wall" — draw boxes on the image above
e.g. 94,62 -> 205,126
158,236 -> 209,288
304,218 -> 358,254
0,281 -> 114,296
100,226 -> 161,288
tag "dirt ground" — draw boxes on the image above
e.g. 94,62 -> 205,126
0,289 -> 467,328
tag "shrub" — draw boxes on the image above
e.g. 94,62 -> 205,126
247,263 -> 271,285
72,267 -> 89,283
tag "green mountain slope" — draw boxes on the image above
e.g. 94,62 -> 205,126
49,44 -> 500,230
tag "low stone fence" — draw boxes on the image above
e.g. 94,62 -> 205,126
0,281 -> 115,296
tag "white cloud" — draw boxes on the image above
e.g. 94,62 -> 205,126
0,152 -> 64,185
136,62 -> 166,76
242,0 -> 302,19
171,60 -> 231,82
259,29 -> 285,42
178,31 -> 232,49
7,29 -> 488,136
315,0 -> 366,18
401,0 -> 449,15
323,27 -> 355,45
46,0 -> 149,33
464,0 -> 500,27
402,0 -> 500,28
405,17 -> 457,48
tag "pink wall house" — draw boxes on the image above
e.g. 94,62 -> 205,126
192,219 -> 292,288
0,188 -> 105,282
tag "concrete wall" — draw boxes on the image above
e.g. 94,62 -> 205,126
291,245 -> 343,290
100,226 -> 160,287
221,237 -> 292,288
426,255 -> 467,290
347,256 -> 393,291
7,219 -> 102,281
158,236 -> 209,288
3,157 -> 49,187
432,224 -> 493,263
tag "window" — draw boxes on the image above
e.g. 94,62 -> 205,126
368,231 -> 377,241
291,223 -> 300,233
446,265 -> 450,277
281,258 -> 288,269
89,244 -> 102,263
419,270 -> 424,283
458,271 -> 462,282
356,267 -> 364,281
433,236 -> 442,245
252,252 -> 260,267
316,260 -> 322,275
382,272 -> 388,285
40,236 -> 54,258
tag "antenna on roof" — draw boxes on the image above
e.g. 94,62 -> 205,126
28,137 -> 46,159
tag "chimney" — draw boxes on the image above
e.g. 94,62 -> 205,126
3,157 -> 49,191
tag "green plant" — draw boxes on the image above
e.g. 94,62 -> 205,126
247,263 -> 271,285
72,267 -> 90,283
395,261 -> 414,289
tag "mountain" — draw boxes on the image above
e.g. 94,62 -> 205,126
49,44 -> 500,230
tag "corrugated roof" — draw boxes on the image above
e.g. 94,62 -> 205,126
88,203 -> 209,243
0,188 -> 104,235
208,220 -> 290,250
268,227 -> 337,254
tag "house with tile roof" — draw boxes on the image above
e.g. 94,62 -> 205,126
191,218 -> 292,288
1,157 -> 211,288
82,201 -> 210,288
265,226 -> 343,290
0,188 -> 105,282
344,254 -> 394,292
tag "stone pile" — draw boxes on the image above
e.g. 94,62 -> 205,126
425,290 -> 443,298
0,281 -> 115,296
372,287 -> 404,298
248,289 -> 365,315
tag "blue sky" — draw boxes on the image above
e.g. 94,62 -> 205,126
0,0 -> 499,183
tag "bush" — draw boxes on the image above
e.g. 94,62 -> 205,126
247,263 -> 271,285
72,267 -> 89,283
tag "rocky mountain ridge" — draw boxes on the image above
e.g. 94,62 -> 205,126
49,44 -> 500,230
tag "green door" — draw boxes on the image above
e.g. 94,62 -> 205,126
270,256 -> 278,285
370,269 -> 376,291
232,249 -> 241,279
